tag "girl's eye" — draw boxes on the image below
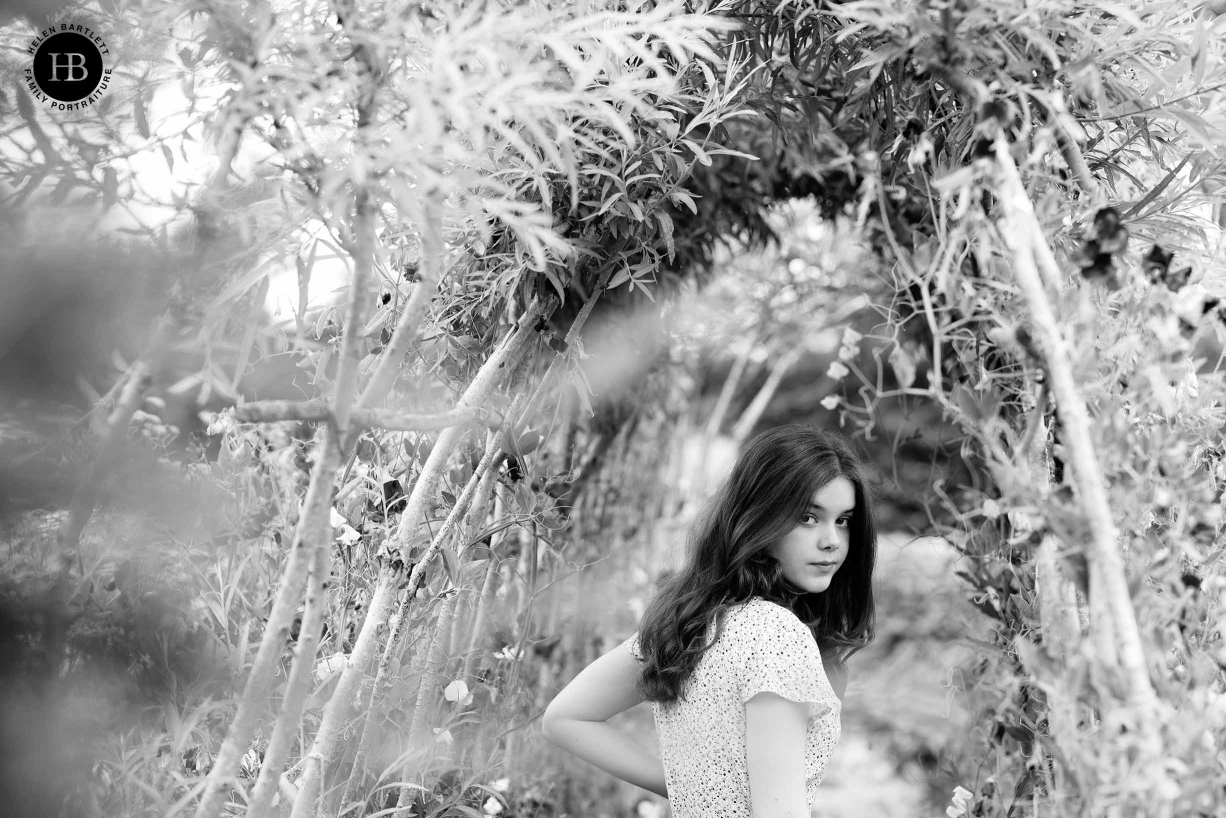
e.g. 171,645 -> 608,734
802,513 -> 852,526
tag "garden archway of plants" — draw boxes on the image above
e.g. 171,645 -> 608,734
2,0 -> 1226,817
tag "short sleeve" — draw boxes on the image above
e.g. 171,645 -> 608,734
621,631 -> 644,662
738,603 -> 832,715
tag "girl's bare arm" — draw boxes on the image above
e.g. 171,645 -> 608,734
541,638 -> 668,798
745,691 -> 812,818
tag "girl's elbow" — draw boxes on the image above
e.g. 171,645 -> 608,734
540,707 -> 563,742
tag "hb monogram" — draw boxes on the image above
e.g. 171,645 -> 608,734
47,52 -> 88,82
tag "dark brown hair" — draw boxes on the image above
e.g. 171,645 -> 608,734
634,424 -> 877,704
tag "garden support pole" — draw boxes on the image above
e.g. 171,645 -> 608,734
398,429 -> 509,738
704,327 -> 759,438
994,134 -> 1159,742
462,483 -> 511,691
288,294 -> 557,818
730,343 -> 803,444
196,0 -> 389,808
992,135 -> 1068,297
339,425 -> 511,813
357,203 -> 445,411
195,183 -> 376,818
246,536 -> 329,817
233,403 -> 501,431
395,588 -> 460,813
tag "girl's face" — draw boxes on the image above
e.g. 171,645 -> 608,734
768,476 -> 856,594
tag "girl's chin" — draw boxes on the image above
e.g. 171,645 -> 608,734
793,576 -> 832,592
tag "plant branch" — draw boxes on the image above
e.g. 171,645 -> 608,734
1073,81 -> 1226,123
231,401 -> 506,431
197,105 -> 381,818
993,132 -> 1159,740
357,202 -> 446,410
287,292 -> 558,818
993,139 -> 1065,295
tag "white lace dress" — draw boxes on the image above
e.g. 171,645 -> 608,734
621,596 -> 842,818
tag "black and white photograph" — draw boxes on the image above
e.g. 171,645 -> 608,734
2,0 -> 1226,815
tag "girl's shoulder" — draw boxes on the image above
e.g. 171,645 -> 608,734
730,595 -> 799,618
721,597 -> 824,666
721,596 -> 807,635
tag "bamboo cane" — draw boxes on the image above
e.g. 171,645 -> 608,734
331,204 -> 451,814
994,134 -> 1159,738
245,535 -> 328,816
196,3 -> 394,807
195,460 -> 325,818
305,238 -> 612,815
730,343 -> 803,444
263,56 -> 451,818
496,522 -> 542,778
195,181 -> 376,818
357,207 -> 445,412
461,549 -> 501,774
394,587 -> 460,813
335,589 -> 412,818
334,437 -> 506,811
287,295 -> 555,818
993,136 -> 1067,297
1008,391 -> 1087,805
704,328 -> 759,439
447,451 -> 503,670
338,426 -> 509,812
462,548 -> 501,690
233,403 -> 501,432
461,484 -> 510,690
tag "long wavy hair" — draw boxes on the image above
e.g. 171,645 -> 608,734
634,425 -> 877,705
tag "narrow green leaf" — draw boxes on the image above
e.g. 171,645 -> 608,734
543,267 -> 567,305
229,274 -> 269,394
571,362 -> 594,417
682,138 -> 711,166
656,212 -> 675,262
1121,154 -> 1192,220
439,545 -> 459,585
595,191 -> 624,217
670,189 -> 698,215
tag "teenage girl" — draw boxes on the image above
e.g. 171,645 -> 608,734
542,425 -> 877,818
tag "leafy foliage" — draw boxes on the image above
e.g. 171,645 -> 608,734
692,0 -> 1226,814
4,0 -> 1226,813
